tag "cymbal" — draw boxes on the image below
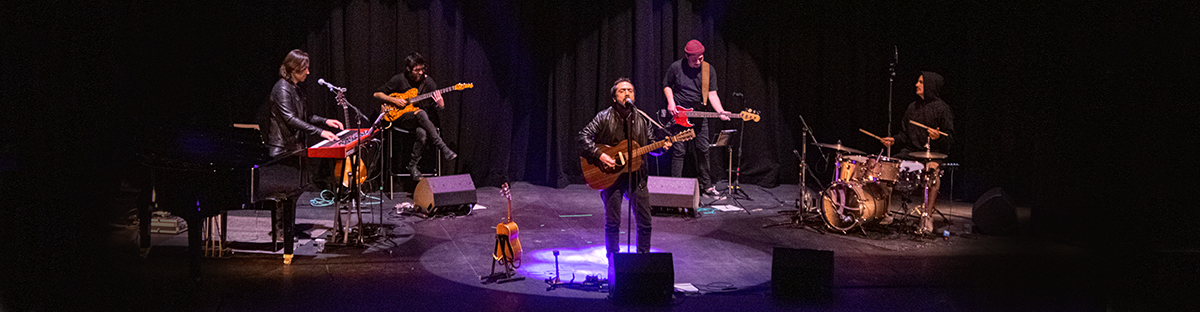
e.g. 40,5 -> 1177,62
908,151 -> 948,159
811,142 -> 864,154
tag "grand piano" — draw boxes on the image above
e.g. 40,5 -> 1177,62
139,124 -> 305,275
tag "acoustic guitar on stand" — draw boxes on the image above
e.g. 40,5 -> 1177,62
668,107 -> 760,127
493,183 -> 522,266
381,83 -> 474,127
580,129 -> 695,190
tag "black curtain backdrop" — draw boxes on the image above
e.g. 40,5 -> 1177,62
3,1 -> 1199,280
292,0 -> 797,189
2,1 -> 1198,309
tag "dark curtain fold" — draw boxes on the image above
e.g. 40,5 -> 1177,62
300,0 -> 798,188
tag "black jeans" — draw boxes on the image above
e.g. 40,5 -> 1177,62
601,172 -> 652,254
397,110 -> 443,148
670,118 -> 712,190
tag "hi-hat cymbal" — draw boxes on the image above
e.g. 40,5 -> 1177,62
811,142 -> 865,154
908,151 -> 947,159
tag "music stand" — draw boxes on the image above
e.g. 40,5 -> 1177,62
706,129 -> 749,214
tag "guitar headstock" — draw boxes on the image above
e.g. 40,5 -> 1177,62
740,109 -> 761,122
455,83 -> 474,91
672,129 -> 696,142
500,182 -> 511,200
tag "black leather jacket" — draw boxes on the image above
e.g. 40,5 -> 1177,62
262,78 -> 328,158
577,105 -> 657,165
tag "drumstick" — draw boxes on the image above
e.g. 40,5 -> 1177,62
858,129 -> 883,141
908,120 -> 950,137
860,128 -> 891,156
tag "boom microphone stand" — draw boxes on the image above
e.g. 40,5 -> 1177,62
320,79 -> 375,245
887,45 -> 897,157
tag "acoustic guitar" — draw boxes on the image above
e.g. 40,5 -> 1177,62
671,107 -> 760,127
580,129 -> 695,190
328,91 -> 373,188
381,83 -> 474,127
493,182 -> 522,264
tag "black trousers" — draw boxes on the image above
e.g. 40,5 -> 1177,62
397,110 -> 442,149
670,118 -> 712,190
601,172 -> 652,254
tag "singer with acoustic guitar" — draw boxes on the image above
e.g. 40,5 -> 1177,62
372,52 -> 458,180
578,78 -> 672,256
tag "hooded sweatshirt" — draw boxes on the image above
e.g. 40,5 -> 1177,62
895,71 -> 955,155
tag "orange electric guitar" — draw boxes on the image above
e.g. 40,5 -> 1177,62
493,183 -> 522,265
381,83 -> 474,127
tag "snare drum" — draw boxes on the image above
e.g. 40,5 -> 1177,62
864,156 -> 901,183
834,155 -> 870,182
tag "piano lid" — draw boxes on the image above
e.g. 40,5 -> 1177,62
140,125 -> 273,171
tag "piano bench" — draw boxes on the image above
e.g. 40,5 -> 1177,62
249,192 -> 300,248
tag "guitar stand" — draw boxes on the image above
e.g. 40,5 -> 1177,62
481,235 -> 524,284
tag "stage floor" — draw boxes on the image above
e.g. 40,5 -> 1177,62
101,182 -> 1191,311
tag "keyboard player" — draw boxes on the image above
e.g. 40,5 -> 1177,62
263,49 -> 344,158
259,49 -> 344,241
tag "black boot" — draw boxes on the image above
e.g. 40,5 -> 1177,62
432,136 -> 457,160
408,141 -> 424,181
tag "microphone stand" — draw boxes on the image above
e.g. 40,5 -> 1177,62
624,100 -> 634,254
729,93 -> 750,201
325,83 -> 370,246
887,45 -> 897,157
763,114 -> 827,233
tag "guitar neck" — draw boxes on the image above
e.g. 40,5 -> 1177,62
633,138 -> 671,156
408,85 -> 459,103
686,111 -> 744,119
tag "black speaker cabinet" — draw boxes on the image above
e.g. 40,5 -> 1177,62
972,187 -> 1018,235
611,252 -> 674,305
772,247 -> 833,299
413,174 -> 476,215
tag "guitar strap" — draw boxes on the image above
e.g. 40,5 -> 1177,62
701,61 -> 710,106
635,108 -> 669,133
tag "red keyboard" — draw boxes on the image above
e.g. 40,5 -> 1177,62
308,128 -> 373,158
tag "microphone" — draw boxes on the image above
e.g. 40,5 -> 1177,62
317,79 -> 346,92
625,98 -> 634,106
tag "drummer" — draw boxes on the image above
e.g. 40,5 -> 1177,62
881,71 -> 954,234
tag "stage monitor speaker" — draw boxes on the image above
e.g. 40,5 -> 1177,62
972,187 -> 1018,236
611,252 -> 674,305
414,174 -> 476,215
772,247 -> 833,299
647,176 -> 699,208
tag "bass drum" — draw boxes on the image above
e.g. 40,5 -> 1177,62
822,181 -> 891,232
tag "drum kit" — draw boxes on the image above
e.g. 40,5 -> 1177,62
807,137 -> 947,234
